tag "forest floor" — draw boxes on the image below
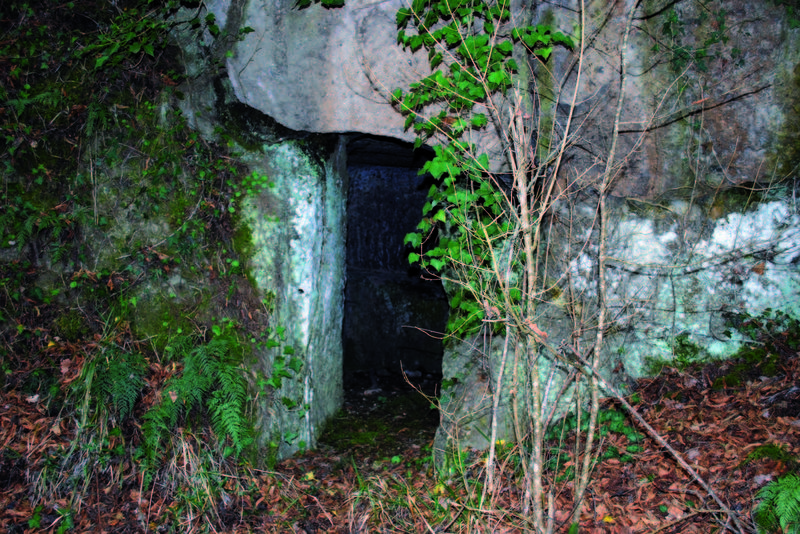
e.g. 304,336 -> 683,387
1,328 -> 798,533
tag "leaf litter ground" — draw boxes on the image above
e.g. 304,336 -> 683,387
1,340 -> 798,533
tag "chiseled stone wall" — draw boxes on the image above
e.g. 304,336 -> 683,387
240,139 -> 348,456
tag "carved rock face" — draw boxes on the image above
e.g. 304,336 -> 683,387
182,0 -> 800,457
211,0 -> 798,198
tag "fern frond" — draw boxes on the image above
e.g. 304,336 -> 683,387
50,242 -> 69,264
137,333 -> 253,483
48,216 -> 64,241
209,389 -> 243,454
6,90 -> 60,116
163,334 -> 193,362
20,213 -> 37,245
755,473 -> 800,534
85,100 -> 110,139
216,359 -> 247,406
93,348 -> 146,419
140,408 -> 172,469
208,361 -> 250,455
179,343 -> 218,409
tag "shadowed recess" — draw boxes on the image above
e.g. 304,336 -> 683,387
341,135 -> 446,401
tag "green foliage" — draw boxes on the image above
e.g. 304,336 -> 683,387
0,0 -> 238,274
395,0 -> 573,338
5,88 -> 62,117
92,348 -> 147,419
539,407 -> 644,485
754,473 -> 800,534
257,325 -> 303,391
55,506 -> 75,534
0,3 -> 135,267
73,0 -> 169,71
53,310 -> 90,342
644,332 -> 713,375
228,170 -> 274,214
0,191 -> 91,267
139,333 -> 252,483
735,309 -> 800,348
746,444 -> 799,469
0,1 -> 302,528
671,332 -> 709,368
650,5 -> 731,74
28,505 -> 43,529
646,309 -> 799,380
709,309 -> 800,388
546,407 -> 644,463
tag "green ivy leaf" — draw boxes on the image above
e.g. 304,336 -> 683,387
288,357 -> 303,373
488,70 -> 509,86
443,24 -> 461,45
396,7 -> 411,27
471,114 -> 488,128
427,158 -> 449,179
404,232 -> 422,247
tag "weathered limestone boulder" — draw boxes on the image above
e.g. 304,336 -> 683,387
587,199 -> 800,367
170,4 -> 350,457
434,195 -> 800,456
552,0 -> 800,197
204,0 -> 422,140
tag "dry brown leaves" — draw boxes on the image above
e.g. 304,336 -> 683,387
0,349 -> 797,533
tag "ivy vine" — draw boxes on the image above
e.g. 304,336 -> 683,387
395,0 -> 574,338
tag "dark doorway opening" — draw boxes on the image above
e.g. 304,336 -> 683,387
341,135 -> 447,403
